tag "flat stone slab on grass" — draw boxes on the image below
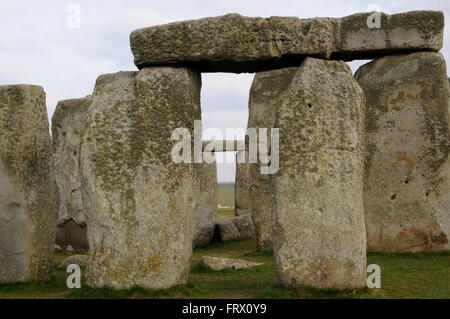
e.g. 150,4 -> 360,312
200,256 -> 263,271
57,255 -> 89,269
130,11 -> 443,73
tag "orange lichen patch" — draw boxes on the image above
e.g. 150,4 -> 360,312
137,253 -> 163,277
394,151 -> 416,173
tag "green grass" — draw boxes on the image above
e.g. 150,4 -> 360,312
0,241 -> 449,299
217,207 -> 235,218
218,183 -> 234,207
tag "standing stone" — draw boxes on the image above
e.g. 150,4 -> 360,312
193,162 -> 218,248
272,58 -> 366,289
80,68 -> 201,289
356,52 -> 450,252
235,150 -> 250,216
52,97 -> 91,251
248,67 -> 298,251
198,161 -> 218,212
0,85 -> 58,283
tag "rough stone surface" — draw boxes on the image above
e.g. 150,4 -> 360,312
193,207 -> 216,248
356,52 -> 450,252
214,216 -> 240,242
235,150 -> 250,216
198,161 -> 218,212
80,68 -> 201,289
57,255 -> 89,269
271,58 -> 367,289
248,67 -> 298,251
230,214 -> 255,240
193,161 -> 218,248
0,85 -> 58,283
131,13 -> 333,73
130,11 -> 443,73
52,96 -> 91,251
199,256 -> 263,271
332,11 -> 444,60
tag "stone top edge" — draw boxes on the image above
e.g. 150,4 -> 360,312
0,84 -> 45,91
130,10 -> 444,34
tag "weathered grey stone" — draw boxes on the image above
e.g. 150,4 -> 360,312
80,68 -> 201,289
193,207 -> 216,248
355,52 -> 450,252
332,11 -> 444,60
271,58 -> 366,289
214,216 -> 240,242
230,214 -> 255,240
131,13 -> 333,73
198,161 -> 218,212
199,256 -> 263,271
235,150 -> 250,216
52,96 -> 91,251
193,161 -> 218,248
57,254 -> 89,269
0,85 -> 58,283
248,67 -> 298,251
130,11 -> 443,73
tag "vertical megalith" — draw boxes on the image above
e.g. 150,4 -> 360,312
193,161 -> 218,248
272,58 -> 366,289
356,52 -> 450,252
52,96 -> 91,251
235,150 -> 250,216
248,67 -> 298,252
198,161 -> 218,212
0,85 -> 58,283
80,68 -> 201,289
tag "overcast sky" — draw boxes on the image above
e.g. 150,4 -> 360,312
0,0 -> 449,182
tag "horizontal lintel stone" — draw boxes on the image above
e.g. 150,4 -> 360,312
130,11 -> 444,73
